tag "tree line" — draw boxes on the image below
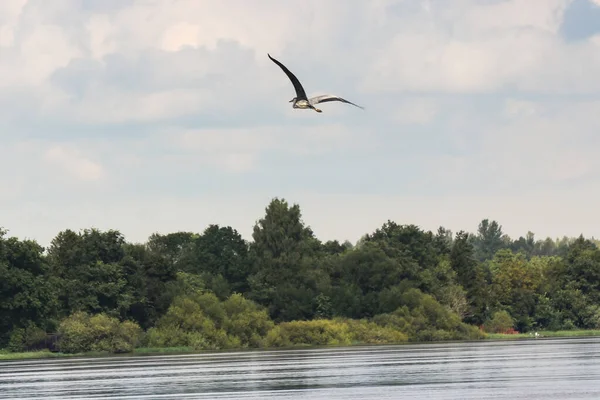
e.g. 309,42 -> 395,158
1,198 -> 599,353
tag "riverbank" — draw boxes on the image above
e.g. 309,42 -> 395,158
485,329 -> 600,340
0,347 -> 197,361
3,330 -> 600,361
0,350 -> 81,360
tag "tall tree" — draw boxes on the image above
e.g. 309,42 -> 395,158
248,198 -> 324,321
564,236 -> 600,303
365,221 -> 442,269
146,232 -> 197,268
472,219 -> 506,261
179,224 -> 251,296
451,231 -> 489,324
47,229 -> 130,318
489,249 -> 540,331
0,231 -> 58,346
511,231 -> 536,258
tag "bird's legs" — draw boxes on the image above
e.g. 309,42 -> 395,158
309,105 -> 322,113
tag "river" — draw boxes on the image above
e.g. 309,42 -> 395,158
1,337 -> 599,399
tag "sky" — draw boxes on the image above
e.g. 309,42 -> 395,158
1,0 -> 600,247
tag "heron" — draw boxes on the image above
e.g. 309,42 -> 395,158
267,53 -> 364,113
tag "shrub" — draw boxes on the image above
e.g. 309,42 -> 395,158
222,293 -> 274,347
7,323 -> 48,352
57,311 -> 142,354
484,310 -> 515,334
373,288 -> 485,341
337,318 -> 408,344
146,292 -> 273,350
264,318 -> 409,348
265,319 -> 352,347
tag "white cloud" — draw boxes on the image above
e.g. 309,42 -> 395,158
364,0 -> 600,94
160,21 -> 201,52
1,0 -> 600,248
172,123 -> 370,172
425,100 -> 600,187
393,97 -> 437,125
65,87 -> 213,124
91,0 -> 349,58
503,98 -> 539,119
44,144 -> 106,182
461,0 -> 569,33
1,17 -> 83,87
0,0 -> 27,47
87,14 -> 117,60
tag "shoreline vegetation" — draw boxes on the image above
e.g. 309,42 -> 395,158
2,198 -> 600,362
3,330 -> 600,361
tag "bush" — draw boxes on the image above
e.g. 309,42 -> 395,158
146,292 -> 274,350
373,288 -> 485,341
265,319 -> 353,347
57,311 -> 142,354
146,294 -> 232,350
7,323 -> 48,352
264,318 -> 409,348
583,305 -> 600,329
337,318 -> 408,344
484,310 -> 515,334
222,293 -> 274,347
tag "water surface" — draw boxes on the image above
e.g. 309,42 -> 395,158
1,337 -> 599,399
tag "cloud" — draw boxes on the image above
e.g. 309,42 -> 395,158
393,97 -> 438,125
44,144 -> 106,182
503,99 -> 539,119
363,0 -> 600,94
419,100 -> 600,193
1,0 -> 600,248
166,122 -> 372,172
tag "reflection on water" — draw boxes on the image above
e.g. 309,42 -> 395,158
1,337 -> 600,399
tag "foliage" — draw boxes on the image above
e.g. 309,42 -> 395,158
7,322 -> 48,352
265,319 -> 353,347
0,232 -> 59,347
57,311 -> 142,353
145,292 -> 274,350
2,198 -> 600,354
338,318 -> 409,344
373,288 -> 485,342
484,310 -> 515,333
264,318 -> 408,347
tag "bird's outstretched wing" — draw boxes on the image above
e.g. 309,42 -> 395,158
267,53 -> 308,100
308,94 -> 364,109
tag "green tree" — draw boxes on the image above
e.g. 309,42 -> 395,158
178,224 -> 251,296
0,231 -> 59,347
484,310 -> 514,333
472,219 -> 506,261
564,236 -> 600,303
146,232 -> 197,267
488,250 -> 540,331
365,221 -> 443,270
511,231 -> 536,258
248,198 -> 325,321
450,231 -> 489,324
47,229 -> 131,318
434,227 -> 453,255
129,241 -> 178,328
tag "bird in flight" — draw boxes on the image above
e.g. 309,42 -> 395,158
267,53 -> 364,113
